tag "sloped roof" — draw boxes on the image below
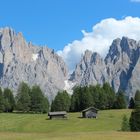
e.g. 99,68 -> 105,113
48,111 -> 67,116
82,107 -> 99,112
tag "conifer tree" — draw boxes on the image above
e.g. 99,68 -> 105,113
16,82 -> 31,112
3,88 -> 15,112
121,115 -> 130,131
113,90 -> 126,109
128,97 -> 135,109
0,87 -> 4,112
51,90 -> 71,112
30,85 -> 49,113
103,83 -> 115,109
129,90 -> 140,131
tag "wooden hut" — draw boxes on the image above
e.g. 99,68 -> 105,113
48,111 -> 67,119
82,107 -> 99,118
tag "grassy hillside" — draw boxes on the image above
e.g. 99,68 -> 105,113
0,109 -> 140,140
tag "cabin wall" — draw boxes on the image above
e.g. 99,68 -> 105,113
82,110 -> 97,118
49,115 -> 66,119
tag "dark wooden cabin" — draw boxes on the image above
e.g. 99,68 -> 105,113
82,107 -> 99,118
48,111 -> 67,119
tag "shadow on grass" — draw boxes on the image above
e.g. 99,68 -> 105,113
11,111 -> 48,114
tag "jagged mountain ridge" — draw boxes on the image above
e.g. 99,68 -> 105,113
1,27 -> 140,99
70,37 -> 140,97
0,27 -> 68,101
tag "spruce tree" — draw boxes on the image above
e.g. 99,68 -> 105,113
0,87 -> 4,112
129,90 -> 140,131
80,86 -> 94,110
113,90 -> 126,109
42,97 -> 49,113
121,115 -> 130,131
103,83 -> 115,109
30,85 -> 49,113
3,88 -> 15,112
70,86 -> 94,112
16,82 -> 31,112
51,90 -> 71,112
70,86 -> 81,112
128,97 -> 135,109
90,85 -> 106,109
89,85 -> 100,109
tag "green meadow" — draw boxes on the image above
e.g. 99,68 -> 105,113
0,109 -> 140,140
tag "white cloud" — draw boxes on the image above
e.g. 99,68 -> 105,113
57,16 -> 140,72
130,0 -> 140,2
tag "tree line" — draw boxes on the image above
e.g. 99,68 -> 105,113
0,82 -> 49,113
51,83 -> 127,112
0,82 -> 132,114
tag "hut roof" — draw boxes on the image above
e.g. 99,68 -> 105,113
48,111 -> 67,116
82,107 -> 99,112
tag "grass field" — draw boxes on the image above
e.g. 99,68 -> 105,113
0,109 -> 140,140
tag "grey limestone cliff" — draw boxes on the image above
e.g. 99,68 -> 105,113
70,37 -> 140,97
0,27 -> 68,101
70,50 -> 107,86
1,27 -> 140,99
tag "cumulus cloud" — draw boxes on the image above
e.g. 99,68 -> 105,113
57,16 -> 140,72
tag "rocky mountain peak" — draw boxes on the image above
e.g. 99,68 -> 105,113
70,37 -> 140,97
83,50 -> 93,62
121,36 -> 137,50
70,50 -> 106,86
1,27 -> 140,99
0,27 -> 16,50
105,38 -> 121,64
91,52 -> 103,65
0,27 -> 68,101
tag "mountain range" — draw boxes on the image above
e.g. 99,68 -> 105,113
70,37 -> 140,97
0,27 -> 140,100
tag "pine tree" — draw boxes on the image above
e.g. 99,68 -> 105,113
42,97 -> 49,113
70,86 -> 81,112
134,90 -> 140,108
51,90 -> 71,112
80,86 -> 94,110
129,90 -> 140,131
30,85 -> 49,113
16,82 -> 31,112
103,83 -> 115,109
128,97 -> 135,109
90,85 -> 105,109
121,115 -> 130,131
3,88 -> 15,112
0,87 -> 4,112
89,85 -> 99,108
70,86 -> 94,112
113,90 -> 126,109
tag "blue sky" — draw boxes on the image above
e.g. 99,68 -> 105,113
0,0 -> 140,51
1,0 -> 140,71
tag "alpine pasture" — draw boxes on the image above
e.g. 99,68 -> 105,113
0,109 -> 140,140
